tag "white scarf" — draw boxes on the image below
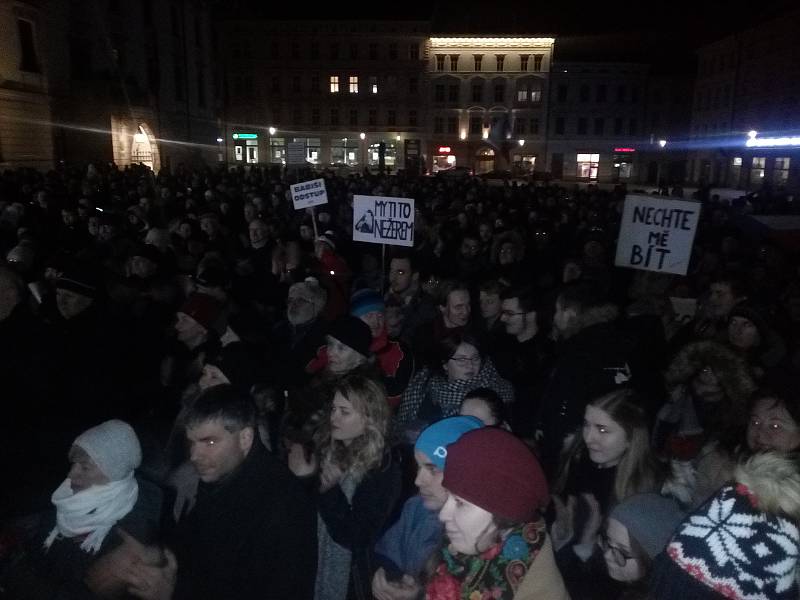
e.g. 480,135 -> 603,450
44,475 -> 139,554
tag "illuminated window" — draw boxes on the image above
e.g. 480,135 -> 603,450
370,76 -> 378,94
436,55 -> 445,71
532,54 -> 543,71
496,55 -> 505,71
450,55 -> 459,71
329,75 -> 339,93
517,89 -> 528,101
349,76 -> 358,93
473,54 -> 482,71
732,157 -> 742,166
577,153 -> 600,179
520,55 -> 529,72
774,157 -> 790,184
751,156 -> 766,180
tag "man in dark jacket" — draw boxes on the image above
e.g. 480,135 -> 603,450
538,282 -> 634,476
120,385 -> 317,599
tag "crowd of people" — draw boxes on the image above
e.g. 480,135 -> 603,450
0,159 -> 800,599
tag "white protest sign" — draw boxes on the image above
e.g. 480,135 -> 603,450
614,194 -> 700,275
287,141 -> 306,165
290,178 -> 328,210
352,195 -> 414,247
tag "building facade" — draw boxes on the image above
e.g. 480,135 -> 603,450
221,19 -> 430,173
688,8 -> 800,191
0,0 -> 54,170
425,36 -> 554,175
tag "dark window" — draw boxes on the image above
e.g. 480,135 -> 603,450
271,76 -> 280,94
520,55 -> 529,71
330,43 -> 339,60
291,43 -> 300,59
447,117 -> 458,134
593,117 -> 604,135
555,117 -> 565,134
17,20 -> 40,72
292,76 -> 301,92
434,117 -> 444,133
349,109 -> 358,126
350,43 -> 358,60
409,77 -> 418,94
143,0 -> 153,25
450,55 -> 459,71
409,110 -> 418,127
387,110 -> 396,126
496,55 -> 505,71
293,108 -> 302,125
472,84 -> 482,102
474,54 -> 482,71
312,108 -> 320,126
409,43 -> 419,60
557,84 -> 568,102
494,84 -> 504,102
470,116 -> 482,134
577,117 -> 587,134
616,85 -> 625,102
271,42 -> 280,59
171,5 -> 180,36
330,108 -> 339,126
311,75 -> 319,92
514,119 -> 526,134
631,87 -> 640,103
448,84 -> 459,102
369,109 -> 377,126
579,84 -> 590,102
311,42 -> 319,59
243,75 -> 253,99
174,65 -> 184,100
69,37 -> 92,79
596,84 -> 607,102
369,43 -> 378,60
194,17 -> 202,48
389,43 -> 397,60
628,118 -> 637,135
614,117 -> 623,135
530,118 -> 539,134
436,55 -> 445,71
435,84 -> 445,102
532,54 -> 543,71
197,67 -> 206,107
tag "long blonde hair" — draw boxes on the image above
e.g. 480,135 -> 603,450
554,389 -> 661,503
314,374 -> 389,480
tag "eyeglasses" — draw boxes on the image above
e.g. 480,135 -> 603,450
500,310 -> 526,318
450,355 -> 482,365
598,532 -> 635,567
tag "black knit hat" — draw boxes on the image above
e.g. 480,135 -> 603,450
327,316 -> 372,358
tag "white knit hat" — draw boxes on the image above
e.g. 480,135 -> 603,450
74,420 -> 142,481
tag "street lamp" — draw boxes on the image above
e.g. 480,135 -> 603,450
268,126 -> 276,136
518,139 -> 525,147
657,139 -> 668,193
359,132 -> 366,140
658,139 -> 667,148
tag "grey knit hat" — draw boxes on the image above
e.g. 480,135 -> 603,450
609,493 -> 685,559
74,420 -> 142,481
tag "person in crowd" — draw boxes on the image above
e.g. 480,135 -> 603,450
726,302 -> 787,375
598,493 -> 685,599
459,387 -> 509,428
288,374 -> 401,600
455,229 -> 489,284
395,332 -> 514,438
412,279 -> 474,367
493,285 -> 554,438
313,231 -> 351,321
427,427 -> 569,599
655,340 -> 757,507
350,289 -> 415,409
747,374 -> 800,453
491,230 -> 527,288
371,415 -> 483,600
0,420 -> 162,599
477,278 -> 506,342
384,251 -> 438,345
538,282 -> 634,475
120,384 -> 317,600
650,452 -> 800,600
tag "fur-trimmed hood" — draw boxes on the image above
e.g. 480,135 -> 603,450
735,452 -> 800,522
664,340 -> 756,406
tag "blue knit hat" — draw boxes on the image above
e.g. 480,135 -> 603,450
350,288 -> 385,317
414,416 -> 483,470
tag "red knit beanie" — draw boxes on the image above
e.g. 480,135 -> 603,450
443,428 -> 548,522
179,293 -> 224,333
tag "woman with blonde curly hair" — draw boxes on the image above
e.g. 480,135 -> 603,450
290,373 -> 402,600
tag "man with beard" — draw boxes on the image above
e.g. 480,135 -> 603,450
384,251 -> 437,346
269,277 -> 329,388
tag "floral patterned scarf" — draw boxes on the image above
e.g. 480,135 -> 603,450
426,519 -> 546,600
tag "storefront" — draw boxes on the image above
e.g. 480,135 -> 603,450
432,145 -> 457,172
612,147 -> 636,181
367,141 -> 397,168
576,152 -> 600,180
292,138 -> 321,165
331,138 -> 360,166
231,132 -> 259,164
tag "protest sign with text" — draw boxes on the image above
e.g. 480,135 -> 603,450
614,194 -> 700,275
290,178 -> 328,210
352,195 -> 415,247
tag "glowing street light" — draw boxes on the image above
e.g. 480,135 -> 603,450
268,126 -> 276,135
658,139 -> 667,148
216,137 -> 223,143
396,135 -> 401,142
359,132 -> 366,140
518,139 -> 525,146
460,130 -> 467,140
748,130 -> 758,139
